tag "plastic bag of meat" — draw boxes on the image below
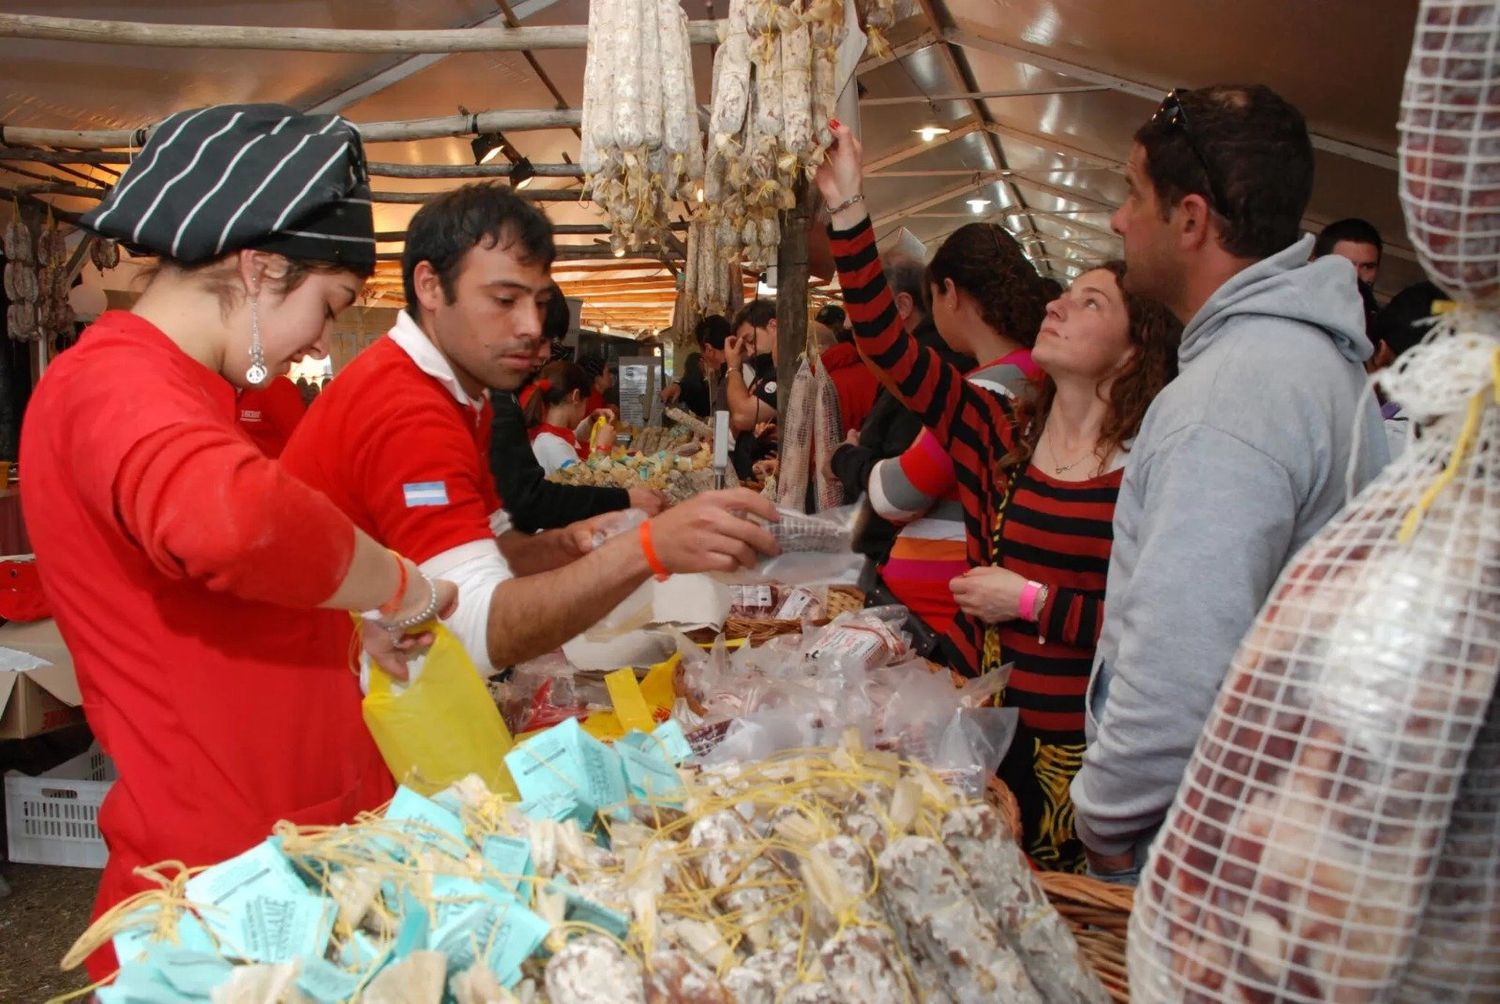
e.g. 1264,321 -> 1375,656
1397,0 -> 1500,306
1129,317 -> 1500,1003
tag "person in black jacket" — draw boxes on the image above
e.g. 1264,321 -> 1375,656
829,254 -> 973,561
489,292 -> 666,532
662,315 -> 730,418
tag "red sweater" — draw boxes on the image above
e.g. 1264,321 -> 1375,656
20,312 -> 391,980
281,335 -> 502,566
236,375 -> 307,458
820,341 -> 880,435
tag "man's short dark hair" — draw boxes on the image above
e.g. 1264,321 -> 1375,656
884,254 -> 927,311
815,304 -> 847,328
1313,218 -> 1384,260
695,314 -> 731,350
815,303 -> 853,343
1135,85 -> 1313,260
1039,277 -> 1064,301
731,299 -> 777,333
402,183 -> 555,319
542,285 -> 571,343
1373,280 -> 1448,360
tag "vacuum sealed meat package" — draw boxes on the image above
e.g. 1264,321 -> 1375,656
1130,319 -> 1500,1003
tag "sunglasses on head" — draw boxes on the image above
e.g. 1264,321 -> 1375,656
1151,88 -> 1230,215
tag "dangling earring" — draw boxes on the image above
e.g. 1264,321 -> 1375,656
245,294 -> 268,385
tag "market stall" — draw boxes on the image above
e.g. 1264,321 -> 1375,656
0,0 -> 1486,1002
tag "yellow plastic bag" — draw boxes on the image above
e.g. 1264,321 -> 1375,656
362,624 -> 518,798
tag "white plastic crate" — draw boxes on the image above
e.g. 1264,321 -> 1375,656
4,743 -> 115,868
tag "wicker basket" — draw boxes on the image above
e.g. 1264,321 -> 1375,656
983,775 -> 1023,843
686,586 -> 866,646
1038,871 -> 1134,1003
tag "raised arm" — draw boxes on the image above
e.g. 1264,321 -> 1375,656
815,122 -> 1014,453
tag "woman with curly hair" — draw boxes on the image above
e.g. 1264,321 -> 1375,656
817,122 -> 1182,870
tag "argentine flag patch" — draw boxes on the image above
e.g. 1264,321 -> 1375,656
403,481 -> 449,507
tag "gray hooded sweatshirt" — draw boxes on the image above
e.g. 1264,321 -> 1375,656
1070,235 -> 1390,862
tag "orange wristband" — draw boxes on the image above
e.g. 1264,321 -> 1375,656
639,520 -> 670,582
378,551 -> 409,617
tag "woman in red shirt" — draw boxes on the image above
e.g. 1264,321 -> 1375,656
20,105 -> 454,979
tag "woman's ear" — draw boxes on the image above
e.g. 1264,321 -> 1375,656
237,249 -> 269,298
1111,346 -> 1141,380
893,291 -> 914,320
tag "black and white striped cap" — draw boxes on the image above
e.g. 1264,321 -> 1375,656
81,104 -> 375,271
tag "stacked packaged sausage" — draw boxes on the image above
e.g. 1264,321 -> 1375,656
1130,3 -> 1500,1000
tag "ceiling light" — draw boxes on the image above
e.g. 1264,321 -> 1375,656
470,132 -> 504,166
966,197 -> 991,214
914,124 -> 950,143
510,157 -> 536,189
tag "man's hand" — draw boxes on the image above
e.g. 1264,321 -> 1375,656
752,457 -> 779,480
563,510 -> 639,559
949,567 -> 1028,624
724,334 -> 748,370
754,420 -> 777,440
845,428 -> 860,446
660,382 -> 682,404
627,487 -> 669,516
647,488 -> 780,573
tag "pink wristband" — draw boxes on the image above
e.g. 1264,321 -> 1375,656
1019,581 -> 1044,622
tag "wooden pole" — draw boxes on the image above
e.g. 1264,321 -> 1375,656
774,179 -> 815,430
371,221 -> 685,241
367,161 -> 583,179
378,245 -> 664,262
0,149 -> 589,181
0,12 -> 721,53
0,108 -> 582,152
8,180 -> 592,205
371,186 -> 586,204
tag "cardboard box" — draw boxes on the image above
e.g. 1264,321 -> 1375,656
0,619 -> 83,740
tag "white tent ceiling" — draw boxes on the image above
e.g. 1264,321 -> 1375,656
0,0 -> 1430,331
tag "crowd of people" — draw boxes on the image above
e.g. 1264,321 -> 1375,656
18,77 -> 1443,969
666,85 -> 1409,881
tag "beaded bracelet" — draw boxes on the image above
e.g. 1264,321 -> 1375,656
382,571 -> 440,633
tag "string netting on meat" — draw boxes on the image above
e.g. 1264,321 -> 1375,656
1128,315 -> 1500,1004
777,336 -> 844,514
1398,0 -> 1500,307
1391,682 -> 1500,1001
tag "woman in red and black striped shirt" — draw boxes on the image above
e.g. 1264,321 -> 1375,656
816,123 -> 1182,871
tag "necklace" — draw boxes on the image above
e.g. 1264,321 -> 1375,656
1046,433 -> 1096,476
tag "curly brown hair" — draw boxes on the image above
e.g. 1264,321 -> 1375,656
1001,261 -> 1182,473
925,223 -> 1049,348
